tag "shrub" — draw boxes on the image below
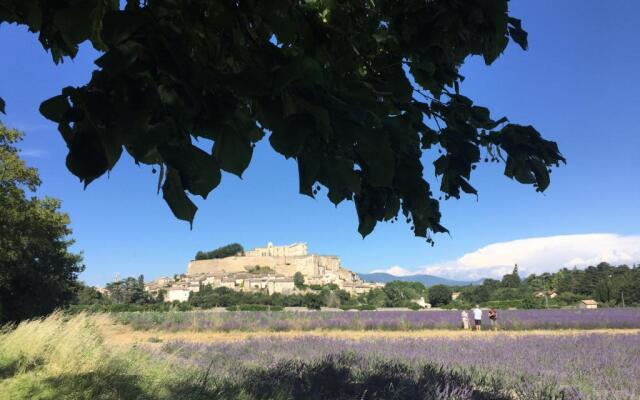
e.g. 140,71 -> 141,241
293,272 -> 305,289
428,285 -> 453,307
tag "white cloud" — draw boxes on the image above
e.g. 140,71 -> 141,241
372,233 -> 640,281
371,265 -> 413,276
20,148 -> 46,158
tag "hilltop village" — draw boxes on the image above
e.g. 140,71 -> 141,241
145,242 -> 383,302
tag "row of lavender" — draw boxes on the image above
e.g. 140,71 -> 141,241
117,308 -> 640,331
154,333 -> 640,399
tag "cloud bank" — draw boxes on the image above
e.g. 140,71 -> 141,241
372,233 -> 640,281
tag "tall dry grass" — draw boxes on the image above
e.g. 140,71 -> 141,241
0,312 -> 191,400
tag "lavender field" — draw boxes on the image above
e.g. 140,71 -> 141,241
154,332 -> 640,399
116,308 -> 640,331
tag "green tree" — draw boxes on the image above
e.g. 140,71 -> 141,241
462,284 -> 491,305
190,286 -> 240,308
383,281 -> 427,306
0,124 -> 84,322
293,272 -> 305,289
73,283 -> 104,305
106,276 -> 149,304
0,1 -> 564,240
428,284 -> 453,307
594,280 -> 612,304
620,270 -> 640,305
501,265 -> 521,288
365,288 -> 390,308
194,243 -> 244,260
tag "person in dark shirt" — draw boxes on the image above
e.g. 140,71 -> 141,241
488,308 -> 498,331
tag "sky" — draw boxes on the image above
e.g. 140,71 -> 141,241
1,1 -> 639,285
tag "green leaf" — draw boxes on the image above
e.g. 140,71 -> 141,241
102,10 -> 143,45
0,97 -> 5,114
39,95 -> 70,123
270,114 -> 313,158
212,124 -> 253,176
95,42 -> 141,72
356,132 -> 395,188
53,4 -> 95,45
161,144 -> 221,198
298,100 -> 333,140
530,160 -> 550,191
65,129 -> 110,186
301,57 -> 324,85
358,214 -> 377,238
508,17 -> 528,50
297,151 -> 321,197
162,168 -> 197,227
459,179 -> 477,195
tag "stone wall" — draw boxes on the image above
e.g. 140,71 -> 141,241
187,254 -> 342,278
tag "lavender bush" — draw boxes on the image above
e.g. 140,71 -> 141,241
116,308 -> 640,331
154,333 -> 640,399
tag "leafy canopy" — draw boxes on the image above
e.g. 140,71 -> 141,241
0,0 -> 564,242
0,123 -> 84,322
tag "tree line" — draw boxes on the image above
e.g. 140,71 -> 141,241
71,279 -> 431,312
451,263 -> 640,309
64,262 -> 640,314
194,243 -> 245,261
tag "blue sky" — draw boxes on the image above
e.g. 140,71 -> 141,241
1,1 -> 639,285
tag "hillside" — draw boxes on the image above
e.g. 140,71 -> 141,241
359,272 -> 480,287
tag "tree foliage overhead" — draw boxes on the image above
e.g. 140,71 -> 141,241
195,243 -> 244,260
0,0 -> 564,241
0,123 -> 84,322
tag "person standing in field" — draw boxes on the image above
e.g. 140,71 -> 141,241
473,305 -> 482,331
488,307 -> 498,331
461,309 -> 470,330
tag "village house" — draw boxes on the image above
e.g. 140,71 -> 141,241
166,286 -> 191,302
578,299 -> 598,309
94,287 -> 110,297
534,290 -> 558,299
412,297 -> 432,309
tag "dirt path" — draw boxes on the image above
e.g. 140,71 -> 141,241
101,323 -> 640,345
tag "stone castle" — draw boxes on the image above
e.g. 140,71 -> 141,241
146,242 -> 382,302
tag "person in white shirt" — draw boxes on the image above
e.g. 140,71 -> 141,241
461,310 -> 470,330
473,305 -> 483,331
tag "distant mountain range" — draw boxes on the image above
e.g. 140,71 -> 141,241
359,272 -> 482,287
